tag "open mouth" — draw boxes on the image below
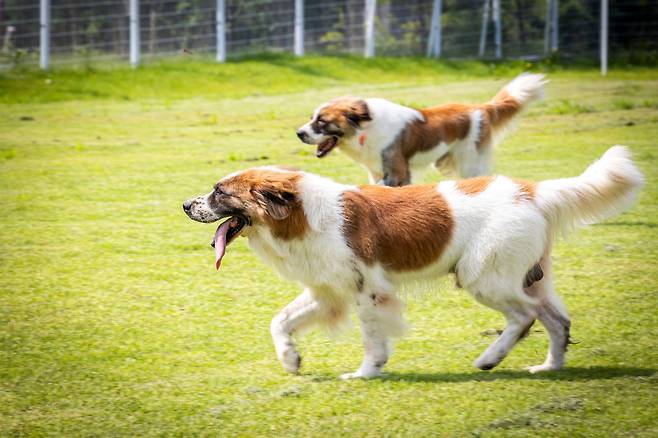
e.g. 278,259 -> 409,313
210,215 -> 249,270
316,136 -> 338,158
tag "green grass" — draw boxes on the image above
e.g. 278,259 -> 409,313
1,56 -> 657,436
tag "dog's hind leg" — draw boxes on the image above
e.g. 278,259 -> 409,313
271,288 -> 345,374
474,305 -> 536,371
466,270 -> 536,370
340,291 -> 406,379
525,258 -> 571,373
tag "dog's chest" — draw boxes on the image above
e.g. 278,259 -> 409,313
248,232 -> 354,288
340,136 -> 383,172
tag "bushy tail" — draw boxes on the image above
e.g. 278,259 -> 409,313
484,73 -> 547,135
536,146 -> 644,237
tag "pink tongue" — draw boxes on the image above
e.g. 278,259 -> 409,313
212,220 -> 232,271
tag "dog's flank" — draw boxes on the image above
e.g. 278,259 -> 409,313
297,73 -> 546,183
342,185 -> 454,271
183,146 -> 643,379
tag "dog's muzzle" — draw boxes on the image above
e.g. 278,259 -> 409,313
296,129 -> 309,143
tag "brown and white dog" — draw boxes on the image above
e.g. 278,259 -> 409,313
183,146 -> 642,378
296,73 -> 546,185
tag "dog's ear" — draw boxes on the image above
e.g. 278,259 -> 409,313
345,100 -> 371,128
251,181 -> 297,220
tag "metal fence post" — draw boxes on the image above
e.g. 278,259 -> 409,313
216,0 -> 226,62
551,0 -> 559,51
39,0 -> 50,70
427,0 -> 442,58
364,0 -> 376,58
129,0 -> 140,67
544,0 -> 551,54
600,0 -> 608,75
294,0 -> 304,56
493,0 -> 501,59
479,0 -> 490,57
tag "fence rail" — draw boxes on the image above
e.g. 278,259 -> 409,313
1,0 -> 656,73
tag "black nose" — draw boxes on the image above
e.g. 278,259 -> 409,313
296,130 -> 306,140
183,200 -> 192,212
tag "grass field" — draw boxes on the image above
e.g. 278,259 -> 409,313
1,55 -> 657,436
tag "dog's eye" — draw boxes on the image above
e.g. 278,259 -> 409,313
317,119 -> 326,126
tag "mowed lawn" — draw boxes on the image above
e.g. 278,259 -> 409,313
0,57 -> 657,436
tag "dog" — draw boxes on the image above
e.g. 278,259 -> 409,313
296,73 -> 546,185
183,146 -> 642,378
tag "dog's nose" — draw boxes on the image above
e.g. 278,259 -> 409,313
182,200 -> 193,212
296,129 -> 306,140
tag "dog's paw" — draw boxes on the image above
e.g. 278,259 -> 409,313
474,357 -> 500,371
339,369 -> 381,380
527,363 -> 559,374
279,347 -> 301,374
339,372 -> 364,380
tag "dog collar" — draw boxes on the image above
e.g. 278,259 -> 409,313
358,133 -> 366,147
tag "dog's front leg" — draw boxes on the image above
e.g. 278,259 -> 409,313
270,288 -> 323,374
340,292 -> 397,380
379,146 -> 411,187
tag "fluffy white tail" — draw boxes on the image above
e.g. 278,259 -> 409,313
503,73 -> 547,108
536,146 -> 644,236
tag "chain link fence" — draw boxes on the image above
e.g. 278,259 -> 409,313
1,0 -> 656,69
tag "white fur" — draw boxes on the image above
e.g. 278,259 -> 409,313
504,73 -> 547,107
536,145 -> 644,237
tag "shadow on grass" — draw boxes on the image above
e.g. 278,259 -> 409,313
379,366 -> 656,383
305,366 -> 656,383
594,220 -> 657,228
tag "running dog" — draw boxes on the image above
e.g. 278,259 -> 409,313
296,73 -> 546,184
183,146 -> 642,378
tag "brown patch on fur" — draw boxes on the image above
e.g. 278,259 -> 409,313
378,104 -> 474,185
219,168 -> 308,240
342,185 -> 454,271
456,176 -> 495,196
264,206 -> 308,240
412,104 -> 473,151
317,97 -> 371,137
481,89 -> 521,131
514,178 -> 537,202
394,104 -> 472,158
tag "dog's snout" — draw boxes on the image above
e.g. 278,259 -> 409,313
296,129 -> 306,140
183,199 -> 193,212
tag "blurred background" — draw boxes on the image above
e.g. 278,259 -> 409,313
1,0 -> 657,69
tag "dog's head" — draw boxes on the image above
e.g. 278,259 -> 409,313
183,167 -> 307,270
296,97 -> 371,158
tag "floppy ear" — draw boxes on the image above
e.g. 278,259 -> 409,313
345,100 -> 371,128
251,182 -> 297,220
